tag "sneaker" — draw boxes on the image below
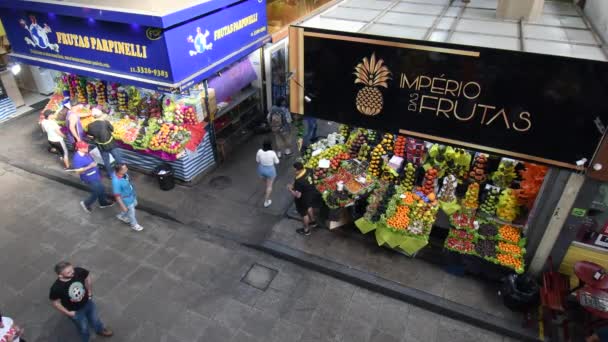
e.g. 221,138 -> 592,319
116,214 -> 130,224
80,201 -> 91,214
99,202 -> 115,209
310,221 -> 319,228
130,224 -> 144,232
264,199 -> 272,208
296,228 -> 311,236
97,328 -> 114,337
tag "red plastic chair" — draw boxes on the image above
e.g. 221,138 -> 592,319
540,257 -> 571,340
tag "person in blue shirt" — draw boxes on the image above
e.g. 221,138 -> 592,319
72,141 -> 113,213
112,163 -> 143,232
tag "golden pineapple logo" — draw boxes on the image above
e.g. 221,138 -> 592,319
354,53 -> 392,116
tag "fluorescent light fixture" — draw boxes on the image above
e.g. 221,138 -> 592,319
10,64 -> 22,75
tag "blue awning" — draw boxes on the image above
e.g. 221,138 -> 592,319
0,0 -> 270,91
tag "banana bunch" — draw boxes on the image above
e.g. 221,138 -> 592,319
496,188 -> 519,222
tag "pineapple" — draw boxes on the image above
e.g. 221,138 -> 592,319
354,53 -> 392,116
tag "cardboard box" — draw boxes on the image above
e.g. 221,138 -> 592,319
200,87 -> 217,120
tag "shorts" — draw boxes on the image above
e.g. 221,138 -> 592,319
257,164 -> 277,179
295,193 -> 314,216
48,140 -> 68,159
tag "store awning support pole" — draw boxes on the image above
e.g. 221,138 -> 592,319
528,172 -> 585,275
519,19 -> 526,52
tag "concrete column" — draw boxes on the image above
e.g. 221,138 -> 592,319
497,0 -> 544,21
529,172 -> 585,275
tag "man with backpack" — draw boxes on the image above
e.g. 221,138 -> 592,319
267,97 -> 293,158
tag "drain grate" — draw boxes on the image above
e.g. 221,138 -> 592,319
241,263 -> 278,291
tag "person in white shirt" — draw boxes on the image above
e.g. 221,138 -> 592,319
256,139 -> 280,208
40,110 -> 69,169
0,312 -> 25,342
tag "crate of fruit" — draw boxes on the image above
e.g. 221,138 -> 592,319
497,224 -> 522,244
476,223 -> 499,240
449,212 -> 476,231
475,239 -> 497,259
444,237 -> 476,255
496,241 -> 526,257
495,253 -> 525,274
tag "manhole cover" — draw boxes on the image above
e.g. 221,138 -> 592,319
208,176 -> 232,190
241,263 -> 278,291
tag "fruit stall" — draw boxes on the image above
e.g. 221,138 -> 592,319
303,124 -> 548,273
0,0 -> 269,181
40,75 -> 215,181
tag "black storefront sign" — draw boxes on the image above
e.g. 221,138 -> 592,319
289,27 -> 608,169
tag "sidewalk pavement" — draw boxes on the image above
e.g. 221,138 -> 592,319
0,110 -> 297,242
0,161 -> 516,342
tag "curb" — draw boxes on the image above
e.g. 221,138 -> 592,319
246,239 -> 541,342
0,156 -> 183,224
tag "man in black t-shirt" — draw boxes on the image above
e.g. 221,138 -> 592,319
86,116 -> 123,178
288,161 -> 319,236
49,261 -> 113,341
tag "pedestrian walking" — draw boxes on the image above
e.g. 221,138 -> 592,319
267,97 -> 293,158
112,163 -> 143,231
72,141 -> 114,213
0,310 -> 26,342
40,109 -> 69,169
303,115 -> 318,148
65,103 -> 87,145
49,262 -> 113,342
256,139 -> 280,208
287,161 -> 318,236
86,109 -> 123,177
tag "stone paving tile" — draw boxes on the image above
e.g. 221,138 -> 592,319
369,329 -> 402,342
144,247 -> 179,269
253,287 -> 292,317
269,319 -> 305,342
168,309 -> 210,341
213,298 -> 255,331
402,305 -> 440,342
239,308 -> 277,340
198,319 -> 237,342
374,296 -> 410,339
337,317 -> 374,342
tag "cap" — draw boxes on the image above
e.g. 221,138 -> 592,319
75,141 -> 89,150
92,108 -> 103,116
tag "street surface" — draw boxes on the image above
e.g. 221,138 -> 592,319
0,161 -> 516,342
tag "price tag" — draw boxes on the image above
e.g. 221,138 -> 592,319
312,149 -> 323,157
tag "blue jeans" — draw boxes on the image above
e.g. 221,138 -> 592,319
70,300 -> 105,342
84,180 -> 111,209
100,147 -> 122,177
117,200 -> 138,227
303,117 -> 318,147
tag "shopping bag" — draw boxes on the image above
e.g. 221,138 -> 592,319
89,147 -> 115,166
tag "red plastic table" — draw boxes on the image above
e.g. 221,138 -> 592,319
575,261 -> 608,290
